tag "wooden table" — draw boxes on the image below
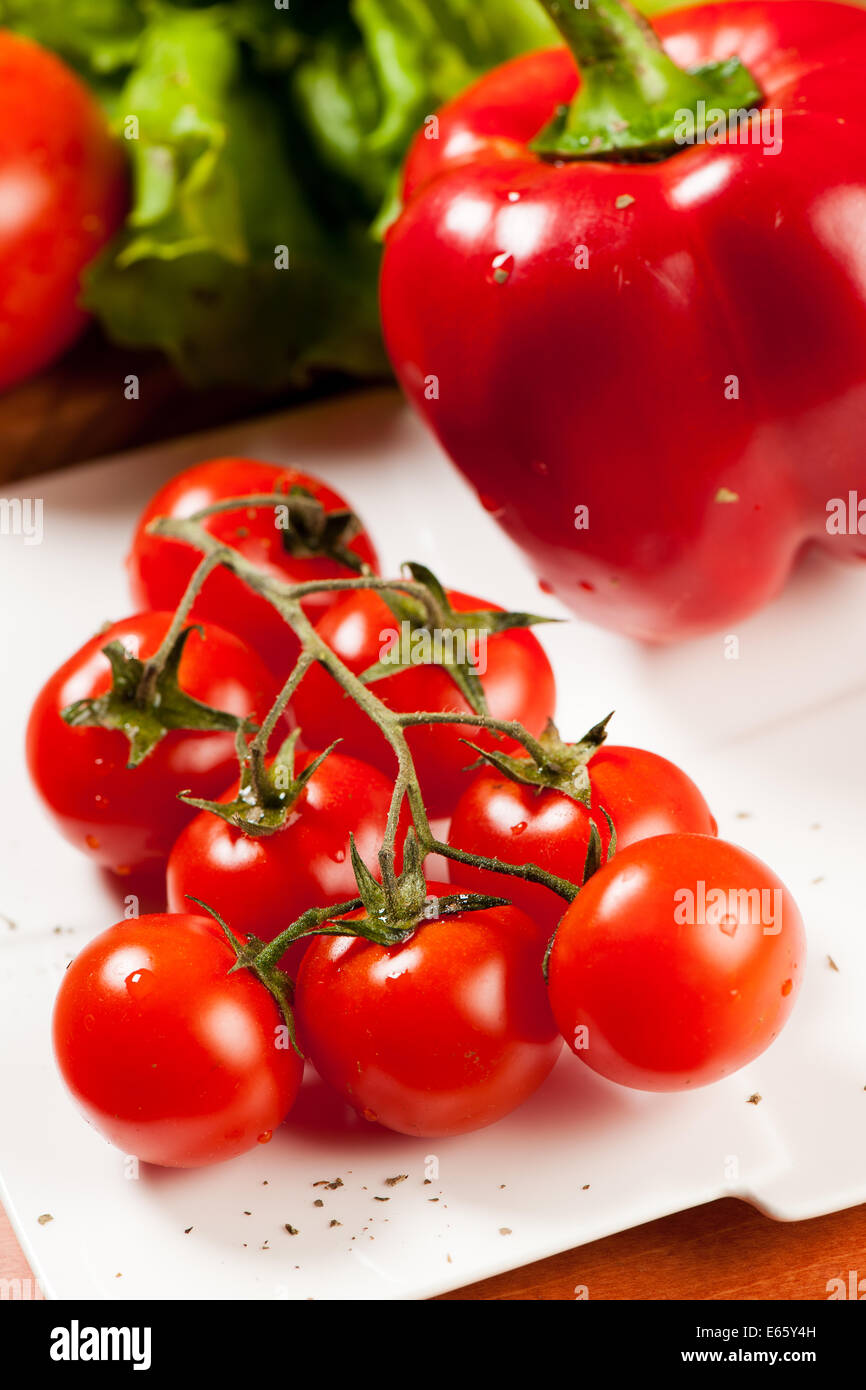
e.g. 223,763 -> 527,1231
2,337 -> 861,1301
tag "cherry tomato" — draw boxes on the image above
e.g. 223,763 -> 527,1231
548,834 -> 806,1092
291,588 -> 556,816
0,32 -> 127,391
128,457 -> 379,676
167,749 -> 403,977
449,745 -> 717,936
26,613 -> 280,874
53,913 -> 302,1167
295,884 -> 562,1137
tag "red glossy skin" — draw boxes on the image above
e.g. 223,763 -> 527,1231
26,613 -> 280,874
167,749 -> 401,977
548,834 -> 806,1091
0,33 -> 126,392
128,458 -> 379,677
291,587 -> 556,816
382,3 -> 866,641
448,745 -> 717,935
295,884 -> 562,1137
53,914 -> 303,1167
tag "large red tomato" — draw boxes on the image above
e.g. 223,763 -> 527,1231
0,32 -> 126,391
167,748 -> 402,977
449,745 -> 717,935
295,884 -> 561,1137
547,834 -> 806,1091
53,913 -> 303,1167
291,587 -> 556,816
128,457 -> 378,677
26,612 -> 280,874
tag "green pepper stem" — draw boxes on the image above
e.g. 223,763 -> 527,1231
533,0 -> 762,160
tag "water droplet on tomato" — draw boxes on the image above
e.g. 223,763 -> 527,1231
507,191 -> 521,203
510,822 -> 528,837
125,969 -> 155,999
85,834 -> 100,851
331,848 -> 346,864
257,1130 -> 273,1144
538,579 -> 554,595
362,1108 -> 379,1123
781,978 -> 793,996
530,459 -> 549,477
479,494 -> 504,516
719,915 -> 738,936
578,580 -> 596,594
488,252 -> 514,285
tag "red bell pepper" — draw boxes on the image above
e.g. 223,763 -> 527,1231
381,1 -> 866,641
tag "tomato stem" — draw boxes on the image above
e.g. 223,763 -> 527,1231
135,550 -> 225,705
396,709 -> 551,765
426,838 -> 579,902
148,513 -> 584,932
252,898 -> 364,976
243,650 -> 315,808
185,491 -> 369,572
187,895 -> 305,1054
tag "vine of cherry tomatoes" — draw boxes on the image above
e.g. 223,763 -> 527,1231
31,456 -> 806,1168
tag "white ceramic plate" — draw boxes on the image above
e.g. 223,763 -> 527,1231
1,390 -> 864,1301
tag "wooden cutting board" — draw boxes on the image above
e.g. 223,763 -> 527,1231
0,330 -> 372,484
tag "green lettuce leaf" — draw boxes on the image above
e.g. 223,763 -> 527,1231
292,0 -> 556,221
79,4 -> 385,385
0,0 -> 558,388
0,0 -> 143,75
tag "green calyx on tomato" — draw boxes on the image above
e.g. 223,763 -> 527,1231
361,560 -> 557,717
179,727 -> 341,837
189,827 -> 510,1051
276,485 -> 367,573
168,480 -> 370,572
463,713 -> 612,806
61,624 -> 256,768
327,830 -> 510,949
532,0 -> 762,162
459,712 -> 622,981
184,895 -> 301,1055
